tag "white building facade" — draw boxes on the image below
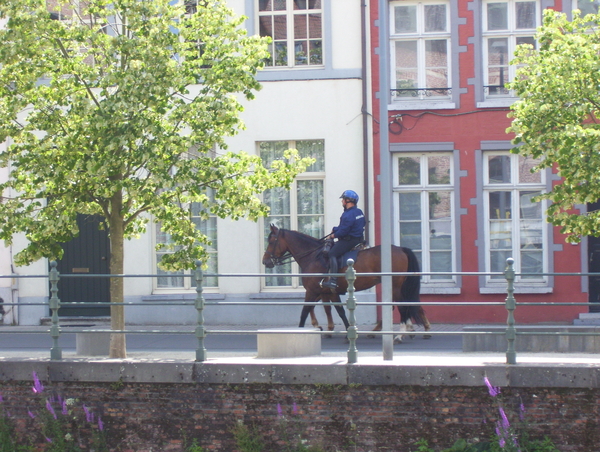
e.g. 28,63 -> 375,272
0,0 -> 376,327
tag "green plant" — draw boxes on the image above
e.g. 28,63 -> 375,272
233,421 -> 264,452
0,372 -> 108,451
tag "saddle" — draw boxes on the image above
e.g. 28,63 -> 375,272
323,239 -> 368,268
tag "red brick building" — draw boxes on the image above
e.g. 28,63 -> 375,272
369,0 -> 595,324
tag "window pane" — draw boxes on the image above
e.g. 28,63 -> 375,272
430,251 -> 452,277
394,5 -> 417,33
521,250 -> 542,277
488,155 -> 511,183
295,14 -> 307,39
424,4 -> 446,32
297,180 -> 323,215
489,191 -> 512,219
399,192 -> 421,221
274,42 -> 288,66
487,2 -> 508,30
428,155 -> 451,185
490,250 -> 511,278
578,0 -> 600,15
308,13 -> 322,38
518,156 -> 541,183
398,156 -> 421,185
519,191 -> 541,219
308,0 -> 321,8
309,40 -> 322,65
274,0 -> 286,11
273,15 -> 287,39
429,191 -> 452,250
260,141 -> 288,167
296,140 -> 324,172
294,0 -> 307,9
259,0 -> 272,12
294,41 -> 308,65
395,41 -> 418,93
264,186 -> 291,215
515,1 -> 536,29
425,40 -> 448,89
400,221 -> 422,249
259,16 -> 273,37
521,219 -> 542,249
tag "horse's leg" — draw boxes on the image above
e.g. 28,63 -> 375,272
299,292 -> 317,328
309,306 -> 323,331
319,294 -> 334,339
422,309 -> 432,339
367,319 -> 382,339
394,318 -> 414,344
332,293 -> 350,330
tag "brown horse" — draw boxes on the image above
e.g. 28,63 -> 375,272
262,225 -> 430,341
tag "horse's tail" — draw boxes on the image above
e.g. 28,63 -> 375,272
399,247 -> 427,327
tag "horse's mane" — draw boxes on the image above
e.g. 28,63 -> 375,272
279,229 -> 328,266
280,228 -> 321,246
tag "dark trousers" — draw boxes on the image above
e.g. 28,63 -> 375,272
327,236 -> 363,276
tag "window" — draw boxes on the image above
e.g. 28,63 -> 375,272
390,1 -> 451,101
393,153 -> 455,284
483,152 -> 546,284
261,140 -> 325,287
575,0 -> 600,15
155,190 -> 218,290
482,0 -> 539,98
258,0 -> 323,68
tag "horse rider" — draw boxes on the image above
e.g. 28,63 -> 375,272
321,190 -> 366,292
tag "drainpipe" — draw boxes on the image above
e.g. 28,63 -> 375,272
361,0 -> 371,244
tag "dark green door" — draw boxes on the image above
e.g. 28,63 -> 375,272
56,214 -> 110,316
589,202 -> 600,313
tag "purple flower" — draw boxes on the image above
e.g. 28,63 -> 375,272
27,409 -> 35,419
32,372 -> 44,394
45,437 -> 52,443
292,402 -> 298,415
62,399 -> 68,415
484,376 -> 501,397
499,406 -> 510,430
98,417 -> 104,431
276,403 -> 283,417
519,402 -> 526,421
46,400 -> 57,419
83,404 -> 92,423
0,392 -> 3,403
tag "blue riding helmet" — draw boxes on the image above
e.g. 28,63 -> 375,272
340,190 -> 359,203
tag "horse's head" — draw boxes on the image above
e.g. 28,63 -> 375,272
262,224 -> 286,268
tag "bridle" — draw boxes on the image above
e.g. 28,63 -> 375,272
265,228 -> 328,267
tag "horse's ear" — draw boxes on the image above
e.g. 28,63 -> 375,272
270,224 -> 278,233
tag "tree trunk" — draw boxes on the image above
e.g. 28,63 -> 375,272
108,192 -> 127,358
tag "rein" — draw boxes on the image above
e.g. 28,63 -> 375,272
267,230 -> 326,267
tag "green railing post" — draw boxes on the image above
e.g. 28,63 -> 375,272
346,259 -> 358,364
49,261 -> 62,361
504,257 -> 517,365
194,261 -> 207,362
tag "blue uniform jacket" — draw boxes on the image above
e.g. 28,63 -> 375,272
333,205 -> 366,239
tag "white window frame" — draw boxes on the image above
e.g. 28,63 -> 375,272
389,0 -> 452,102
482,152 -> 548,287
153,195 -> 219,292
260,140 -> 325,290
574,0 -> 600,15
392,152 -> 457,288
482,0 -> 539,100
257,0 -> 324,69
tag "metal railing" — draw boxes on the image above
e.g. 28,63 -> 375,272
0,257 -> 599,365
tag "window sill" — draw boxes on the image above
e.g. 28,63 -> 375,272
479,286 -> 553,295
389,100 -> 456,111
420,286 -> 461,295
476,98 -> 517,108
146,291 -> 223,300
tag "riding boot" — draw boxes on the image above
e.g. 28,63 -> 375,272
321,257 -> 338,292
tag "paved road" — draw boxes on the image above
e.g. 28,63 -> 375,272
0,324 -> 463,359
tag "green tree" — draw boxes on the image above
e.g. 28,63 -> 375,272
0,0 -> 311,358
508,8 -> 600,243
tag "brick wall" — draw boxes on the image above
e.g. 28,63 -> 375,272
1,380 -> 598,451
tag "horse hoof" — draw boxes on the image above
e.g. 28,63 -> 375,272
423,334 -> 432,339
410,335 -> 416,340
366,334 -> 376,339
393,337 -> 403,344
324,334 -> 333,339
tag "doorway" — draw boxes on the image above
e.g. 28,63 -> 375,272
56,214 -> 110,316
588,202 -> 600,313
